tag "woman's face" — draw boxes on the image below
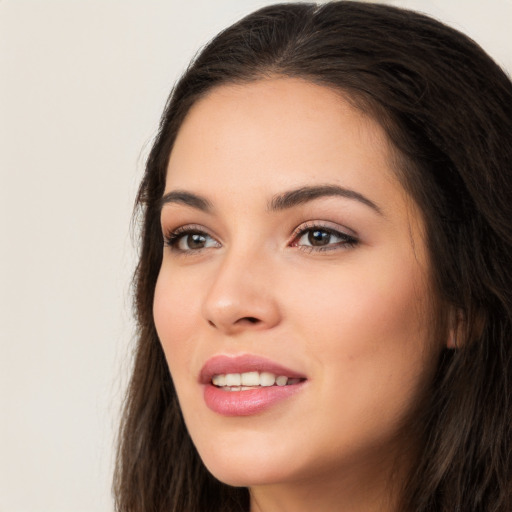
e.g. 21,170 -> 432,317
154,78 -> 445,489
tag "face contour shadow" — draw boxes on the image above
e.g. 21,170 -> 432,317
154,78 -> 444,497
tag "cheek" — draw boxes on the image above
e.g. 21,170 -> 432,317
153,267 -> 200,378
287,254 -> 436,426
289,245 -> 432,352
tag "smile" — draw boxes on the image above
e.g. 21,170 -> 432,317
212,371 -> 303,390
201,355 -> 307,415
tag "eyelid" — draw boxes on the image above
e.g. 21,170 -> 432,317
289,220 -> 359,250
163,224 -> 221,253
162,220 -> 358,254
290,220 -> 357,239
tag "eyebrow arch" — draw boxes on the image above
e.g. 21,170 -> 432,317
268,185 -> 382,215
159,190 -> 212,212
159,185 -> 382,215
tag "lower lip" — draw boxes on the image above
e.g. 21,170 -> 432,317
203,382 -> 305,416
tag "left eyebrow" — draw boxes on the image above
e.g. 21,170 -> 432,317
159,190 -> 213,212
268,185 -> 382,215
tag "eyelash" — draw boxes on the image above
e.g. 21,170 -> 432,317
163,222 -> 358,254
290,222 -> 359,252
163,224 -> 219,253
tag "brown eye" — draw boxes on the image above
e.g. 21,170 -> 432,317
294,226 -> 358,252
165,228 -> 220,252
308,230 -> 332,246
177,232 -> 220,251
183,233 -> 207,250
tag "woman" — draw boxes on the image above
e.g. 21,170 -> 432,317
114,2 -> 512,511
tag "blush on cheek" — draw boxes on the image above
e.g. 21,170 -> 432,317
154,270 -> 195,335
301,263 -> 432,375
153,274 -> 204,388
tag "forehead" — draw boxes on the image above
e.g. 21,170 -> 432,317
166,78 -> 412,219
168,79 -> 392,181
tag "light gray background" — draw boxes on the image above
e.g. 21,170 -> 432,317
1,1 -> 510,511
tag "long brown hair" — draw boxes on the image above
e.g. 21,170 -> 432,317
114,2 -> 512,511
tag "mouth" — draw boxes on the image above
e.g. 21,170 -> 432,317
212,371 -> 304,391
200,354 -> 307,416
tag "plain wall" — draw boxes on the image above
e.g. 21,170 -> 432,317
1,1 -> 510,511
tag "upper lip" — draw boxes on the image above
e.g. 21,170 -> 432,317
199,354 -> 306,384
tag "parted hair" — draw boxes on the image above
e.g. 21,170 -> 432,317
114,2 -> 512,511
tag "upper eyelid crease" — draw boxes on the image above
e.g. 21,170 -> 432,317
293,220 -> 357,237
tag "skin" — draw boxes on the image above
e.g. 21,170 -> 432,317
154,78 -> 448,512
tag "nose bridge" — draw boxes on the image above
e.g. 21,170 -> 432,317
202,241 -> 280,333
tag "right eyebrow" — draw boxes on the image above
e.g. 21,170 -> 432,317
159,190 -> 212,212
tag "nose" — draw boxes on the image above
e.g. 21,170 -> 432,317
201,249 -> 281,335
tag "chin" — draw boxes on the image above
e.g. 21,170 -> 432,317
196,438 -> 300,487
204,461 -> 288,488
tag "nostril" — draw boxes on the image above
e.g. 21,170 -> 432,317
206,317 -> 260,328
240,316 -> 260,324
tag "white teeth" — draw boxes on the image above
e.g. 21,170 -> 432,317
222,386 -> 254,392
225,373 -> 241,386
275,375 -> 288,386
260,372 -> 276,387
212,374 -> 226,386
212,371 -> 299,388
241,371 -> 260,386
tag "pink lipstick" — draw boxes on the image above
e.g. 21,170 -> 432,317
200,354 -> 307,416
